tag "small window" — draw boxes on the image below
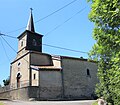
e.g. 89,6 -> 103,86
32,39 -> 37,46
33,74 -> 36,80
21,41 -> 23,47
18,62 -> 21,66
87,69 -> 90,76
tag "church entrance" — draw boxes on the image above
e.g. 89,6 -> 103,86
16,73 -> 21,88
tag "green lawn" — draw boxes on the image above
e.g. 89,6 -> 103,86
0,102 -> 4,105
92,101 -> 98,105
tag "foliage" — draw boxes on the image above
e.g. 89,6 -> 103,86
88,0 -> 120,105
3,76 -> 10,86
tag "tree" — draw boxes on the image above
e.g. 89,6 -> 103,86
88,0 -> 120,104
3,77 -> 10,86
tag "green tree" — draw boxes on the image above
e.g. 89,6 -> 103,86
88,0 -> 120,104
3,77 -> 10,86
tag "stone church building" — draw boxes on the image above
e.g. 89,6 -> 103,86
0,10 -> 98,100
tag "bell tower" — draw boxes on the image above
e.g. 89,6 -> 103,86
10,9 -> 44,90
17,8 -> 43,54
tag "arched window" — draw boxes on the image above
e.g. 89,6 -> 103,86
87,69 -> 90,76
32,39 -> 37,46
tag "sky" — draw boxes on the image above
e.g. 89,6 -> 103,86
0,0 -> 95,85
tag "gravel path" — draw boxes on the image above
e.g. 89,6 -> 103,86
1,100 -> 96,105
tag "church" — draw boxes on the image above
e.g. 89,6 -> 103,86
1,10 -> 98,100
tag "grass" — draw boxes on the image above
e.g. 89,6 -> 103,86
0,102 -> 4,105
92,101 -> 98,105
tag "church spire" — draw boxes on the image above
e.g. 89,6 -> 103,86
26,8 -> 35,32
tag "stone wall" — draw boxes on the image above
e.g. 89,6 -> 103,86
39,70 -> 62,100
61,56 -> 98,99
0,91 -> 11,100
0,86 -> 39,100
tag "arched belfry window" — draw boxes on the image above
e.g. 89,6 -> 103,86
32,39 -> 37,46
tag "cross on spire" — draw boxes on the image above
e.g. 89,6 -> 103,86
30,8 -> 33,13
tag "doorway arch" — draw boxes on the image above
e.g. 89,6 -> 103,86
16,72 -> 22,88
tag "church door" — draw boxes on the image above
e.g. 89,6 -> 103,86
17,73 -> 21,88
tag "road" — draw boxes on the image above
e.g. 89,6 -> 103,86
1,100 -> 96,105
